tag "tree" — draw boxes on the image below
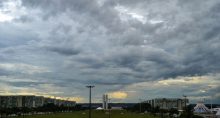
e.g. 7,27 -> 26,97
129,103 -> 152,112
169,108 -> 178,117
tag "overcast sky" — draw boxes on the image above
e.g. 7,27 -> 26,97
0,0 -> 220,103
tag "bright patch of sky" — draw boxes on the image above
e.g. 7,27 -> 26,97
97,0 -> 107,6
115,5 -> 147,24
0,13 -> 13,22
115,5 -> 164,24
0,0 -> 26,22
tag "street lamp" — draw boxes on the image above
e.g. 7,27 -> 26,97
108,98 -> 111,118
139,99 -> 143,113
22,96 -> 26,118
183,95 -> 187,110
86,85 -> 95,118
208,86 -> 213,113
66,98 -> 70,112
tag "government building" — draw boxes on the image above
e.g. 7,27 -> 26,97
145,98 -> 189,110
0,95 -> 76,108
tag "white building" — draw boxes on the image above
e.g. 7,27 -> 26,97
216,110 -> 220,118
194,101 -> 210,113
146,98 -> 188,110
102,94 -> 108,110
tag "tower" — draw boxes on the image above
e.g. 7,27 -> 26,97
102,94 -> 108,110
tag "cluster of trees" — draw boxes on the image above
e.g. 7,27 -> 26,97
126,103 -> 203,118
179,105 -> 203,118
126,103 -> 152,113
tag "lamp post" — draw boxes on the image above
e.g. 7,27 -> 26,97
108,99 -> 111,118
86,85 -> 95,118
22,96 -> 25,118
183,95 -> 187,110
139,99 -> 142,113
0,98 -> 2,118
210,96 -> 214,118
66,98 -> 70,112
208,86 -> 213,114
211,96 -> 212,111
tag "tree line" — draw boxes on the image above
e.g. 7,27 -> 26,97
0,103 -> 82,118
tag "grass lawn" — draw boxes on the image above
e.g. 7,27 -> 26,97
16,110 -> 159,118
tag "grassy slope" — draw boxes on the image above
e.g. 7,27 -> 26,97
16,110 -> 159,118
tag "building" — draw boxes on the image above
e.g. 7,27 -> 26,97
0,95 -> 42,108
103,94 -> 108,110
0,96 -> 23,108
64,100 -> 76,107
34,96 -> 44,107
44,97 -> 56,105
0,95 -> 76,108
194,101 -> 210,113
145,98 -> 189,110
22,95 -> 36,108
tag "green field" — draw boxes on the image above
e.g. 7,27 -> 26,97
16,110 -> 159,118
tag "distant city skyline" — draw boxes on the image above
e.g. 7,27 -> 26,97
0,0 -> 220,103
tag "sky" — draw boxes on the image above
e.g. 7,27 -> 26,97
0,0 -> 220,103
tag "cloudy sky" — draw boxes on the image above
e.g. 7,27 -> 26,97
0,0 -> 220,103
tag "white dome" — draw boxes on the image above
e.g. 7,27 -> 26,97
194,102 -> 210,113
216,110 -> 220,116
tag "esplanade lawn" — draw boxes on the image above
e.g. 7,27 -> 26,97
16,110 -> 159,118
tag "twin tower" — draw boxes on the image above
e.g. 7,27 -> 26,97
102,94 -> 109,110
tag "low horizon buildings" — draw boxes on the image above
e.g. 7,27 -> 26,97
0,95 -> 76,108
145,98 -> 189,110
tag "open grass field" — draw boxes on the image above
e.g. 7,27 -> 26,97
16,110 -> 159,118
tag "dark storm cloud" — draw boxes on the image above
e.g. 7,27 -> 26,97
19,0 -> 220,81
21,0 -> 126,34
46,47 -> 80,56
0,0 -> 220,102
6,81 -> 42,87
